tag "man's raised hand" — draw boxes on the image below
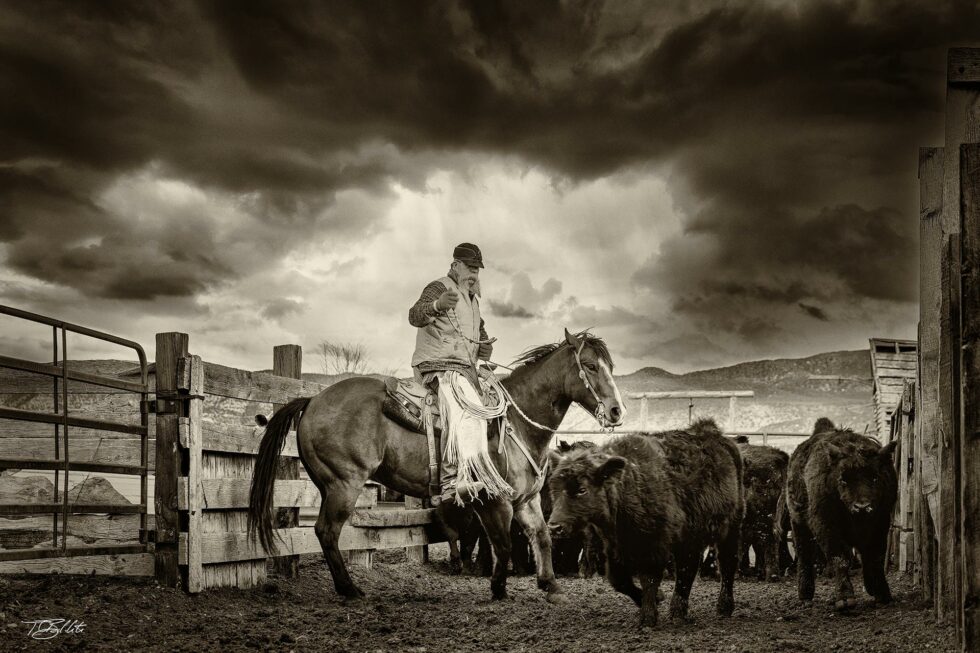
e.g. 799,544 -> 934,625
435,288 -> 460,311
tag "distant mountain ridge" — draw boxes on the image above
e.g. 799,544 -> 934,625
0,349 -> 875,444
621,349 -> 872,398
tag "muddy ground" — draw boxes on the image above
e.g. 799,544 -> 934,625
0,547 -> 954,652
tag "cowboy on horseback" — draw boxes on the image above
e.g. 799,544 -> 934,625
408,242 -> 513,506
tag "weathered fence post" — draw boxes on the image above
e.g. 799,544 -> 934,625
958,141 -> 980,652
918,146 -> 943,602
185,355 -> 204,592
404,495 -> 429,563
940,233 -> 963,634
154,332 -> 188,588
939,48 -> 980,627
272,345 -> 302,578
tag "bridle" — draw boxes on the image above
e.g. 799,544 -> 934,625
492,340 -> 618,434
568,339 -> 617,432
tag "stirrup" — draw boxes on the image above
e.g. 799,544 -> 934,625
454,480 -> 486,503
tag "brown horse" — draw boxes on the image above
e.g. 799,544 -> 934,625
248,329 -> 625,602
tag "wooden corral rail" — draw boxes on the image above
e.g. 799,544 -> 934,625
628,390 -> 755,434
153,334 -> 447,593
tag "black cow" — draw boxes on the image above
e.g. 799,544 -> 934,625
786,418 -> 897,611
548,419 -> 744,627
738,442 -> 790,581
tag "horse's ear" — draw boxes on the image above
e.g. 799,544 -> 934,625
564,328 -> 582,351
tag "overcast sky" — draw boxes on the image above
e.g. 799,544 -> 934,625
0,1 -> 976,375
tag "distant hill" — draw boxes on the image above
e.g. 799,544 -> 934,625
0,349 -> 876,446
560,350 -> 875,441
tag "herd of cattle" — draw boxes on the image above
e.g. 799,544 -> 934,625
437,418 -> 898,628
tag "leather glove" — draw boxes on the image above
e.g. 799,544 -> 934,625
434,288 -> 459,312
477,341 -> 493,360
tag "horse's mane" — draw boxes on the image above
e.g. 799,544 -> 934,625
511,330 -> 613,371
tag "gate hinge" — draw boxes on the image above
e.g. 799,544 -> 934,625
142,394 -> 205,414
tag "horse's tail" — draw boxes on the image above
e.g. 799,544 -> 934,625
248,397 -> 311,554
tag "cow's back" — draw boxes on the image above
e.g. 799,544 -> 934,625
659,424 -> 743,544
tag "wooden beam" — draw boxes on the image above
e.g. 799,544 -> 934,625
958,142 -> 980,651
948,47 -> 980,84
272,344 -> 302,579
184,420 -> 299,458
177,478 -> 322,510
918,146 -> 943,605
403,496 -> 429,563
628,391 -> 754,399
202,361 -> 327,405
939,234 -> 961,625
185,355 -> 204,593
154,332 -> 186,588
0,438 -> 155,470
0,552 -> 153,576
178,523 -> 447,565
349,506 -> 435,528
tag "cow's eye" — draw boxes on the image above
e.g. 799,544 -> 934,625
576,486 -> 588,496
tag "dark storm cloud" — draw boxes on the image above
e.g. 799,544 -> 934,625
799,303 -> 830,321
1,0 -> 975,313
487,300 -> 535,319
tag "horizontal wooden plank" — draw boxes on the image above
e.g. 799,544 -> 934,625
0,437 -> 154,470
0,503 -> 144,515
628,391 -> 754,399
0,355 -> 148,393
176,479 -> 376,510
203,362 -> 329,404
0,552 -> 153,576
0,543 -> 147,562
872,352 -> 916,365
0,514 -> 143,548
179,523 -> 446,565
180,419 -> 299,458
348,507 -> 435,527
0,406 -> 145,435
949,47 -> 980,83
0,458 -> 146,476
178,478 -> 320,510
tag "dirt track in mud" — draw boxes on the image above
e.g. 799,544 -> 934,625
0,547 -> 955,653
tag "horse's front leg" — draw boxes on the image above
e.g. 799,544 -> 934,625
474,500 -> 514,600
513,494 -> 566,603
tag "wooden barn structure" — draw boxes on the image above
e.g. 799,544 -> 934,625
868,338 -> 917,443
886,47 -> 980,653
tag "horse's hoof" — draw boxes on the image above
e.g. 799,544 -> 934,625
546,592 -> 568,605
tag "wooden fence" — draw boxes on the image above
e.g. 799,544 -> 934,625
153,333 -> 445,592
908,47 -> 980,653
0,323 -> 444,591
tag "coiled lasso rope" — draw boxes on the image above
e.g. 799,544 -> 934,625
448,369 -> 556,432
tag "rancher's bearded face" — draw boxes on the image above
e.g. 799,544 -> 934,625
453,260 -> 480,290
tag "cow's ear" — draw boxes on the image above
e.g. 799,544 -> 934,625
557,440 -> 571,453
594,456 -> 627,484
879,440 -> 898,460
824,443 -> 846,462
813,417 -> 836,434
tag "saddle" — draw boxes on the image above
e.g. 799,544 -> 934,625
383,377 -> 442,498
382,377 -> 441,437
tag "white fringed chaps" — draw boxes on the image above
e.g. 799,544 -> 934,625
437,371 -> 513,502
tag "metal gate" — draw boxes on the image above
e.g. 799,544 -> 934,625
0,304 -> 151,571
